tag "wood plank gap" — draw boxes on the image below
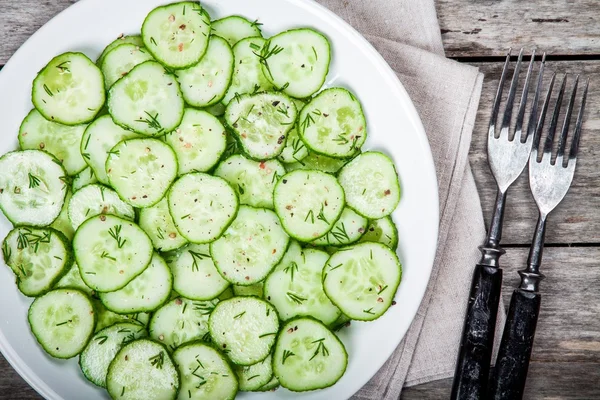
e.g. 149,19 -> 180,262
451,54 -> 600,63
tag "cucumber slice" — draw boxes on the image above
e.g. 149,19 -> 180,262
265,246 -> 341,325
73,214 -> 153,292
32,52 -> 105,125
106,138 -> 178,208
330,313 -> 352,332
175,36 -> 234,108
210,206 -> 289,285
79,322 -> 147,387
235,354 -> 273,391
164,243 -> 229,301
150,297 -> 218,352
108,60 -> 184,136
94,299 -> 151,332
68,184 -> 135,229
55,262 -> 93,296
73,167 -> 98,191
218,286 -> 235,301
212,16 -> 263,46
272,317 -> 347,392
322,242 -> 402,321
284,151 -> 350,174
311,207 -> 368,247
214,154 -> 285,209
260,29 -> 331,99
50,188 -> 74,240
273,170 -> 345,242
223,127 -> 240,159
337,151 -> 401,219
359,216 -> 399,250
222,37 -> 274,104
97,35 -> 144,66
233,283 -> 263,298
173,342 -> 238,400
168,173 -> 238,244
298,88 -> 366,158
142,2 -> 211,69
99,253 -> 173,314
80,114 -> 142,185
100,43 -> 155,88
163,109 -> 227,175
207,102 -> 227,117
106,339 -> 179,400
225,92 -> 297,160
18,109 -> 88,175
208,297 -> 279,365
28,289 -> 95,359
278,125 -> 308,164
0,150 -> 67,226
257,375 -> 279,392
3,227 -> 72,297
139,198 -> 188,252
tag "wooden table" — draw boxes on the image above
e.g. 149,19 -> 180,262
1,1 -> 599,399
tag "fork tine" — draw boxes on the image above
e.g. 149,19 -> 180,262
569,78 -> 590,161
499,48 -> 524,139
489,49 -> 512,138
514,49 -> 536,142
533,72 -> 556,153
556,75 -> 580,161
542,74 -> 568,156
525,53 -> 546,143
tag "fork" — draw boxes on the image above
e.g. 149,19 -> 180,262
451,49 -> 546,400
488,74 -> 589,399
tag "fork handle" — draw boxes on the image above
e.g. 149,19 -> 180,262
488,288 -> 541,399
451,264 -> 503,400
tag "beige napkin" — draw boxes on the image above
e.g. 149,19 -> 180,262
316,0 -> 506,397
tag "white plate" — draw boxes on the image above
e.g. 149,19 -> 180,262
0,0 -> 439,399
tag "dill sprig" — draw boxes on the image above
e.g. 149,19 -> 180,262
316,204 -> 329,224
135,111 -> 163,133
253,40 -> 284,79
309,338 -> 330,361
286,291 -> 307,305
282,349 -> 295,365
189,250 -> 210,272
101,251 -> 117,261
108,225 -> 127,248
28,173 -> 41,189
149,351 -> 165,369
283,261 -> 299,282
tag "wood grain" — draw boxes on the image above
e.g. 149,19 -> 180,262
436,0 -> 600,58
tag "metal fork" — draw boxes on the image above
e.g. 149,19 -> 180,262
489,74 -> 589,399
451,49 -> 546,400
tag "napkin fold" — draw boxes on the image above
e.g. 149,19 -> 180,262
316,0 -> 506,397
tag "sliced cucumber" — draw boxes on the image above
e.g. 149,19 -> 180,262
32,52 -> 105,125
212,16 -> 262,46
175,36 -> 234,108
19,109 -> 88,175
235,354 -> 273,391
150,297 -> 218,352
207,102 -> 227,117
99,253 -> 173,314
168,173 -> 238,243
94,299 -> 151,333
73,167 -> 98,191
210,206 -> 289,285
50,188 -> 74,240
323,242 -> 402,321
106,138 -> 178,208
257,375 -> 279,392
233,283 -> 263,298
273,170 -> 345,242
108,60 -> 184,136
311,207 -> 368,247
163,109 -> 227,175
330,313 -> 352,332
73,214 -> 153,292
359,216 -> 399,250
278,125 -> 308,164
3,226 -> 72,297
97,35 -> 144,66
284,151 -> 350,174
208,296 -> 279,365
272,317 -> 347,392
79,322 -> 147,387
222,37 -> 274,104
139,198 -> 188,252
142,2 -> 211,69
173,342 -> 238,400
261,29 -> 331,99
214,154 -> 285,209
265,246 -> 340,325
164,243 -> 229,301
80,114 -> 142,185
55,262 -> 94,296
337,151 -> 401,219
100,43 -> 155,88
106,339 -> 179,400
68,183 -> 135,229
298,88 -> 366,158
218,286 -> 235,301
28,289 -> 95,359
0,150 -> 67,226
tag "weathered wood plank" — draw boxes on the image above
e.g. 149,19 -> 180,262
436,0 -> 600,58
0,356 -> 39,399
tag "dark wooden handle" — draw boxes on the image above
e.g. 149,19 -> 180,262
451,264 -> 503,400
488,289 -> 541,400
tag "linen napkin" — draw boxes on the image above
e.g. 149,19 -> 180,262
316,0 -> 506,397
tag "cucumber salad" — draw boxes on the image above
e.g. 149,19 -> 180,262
0,2 -> 404,399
